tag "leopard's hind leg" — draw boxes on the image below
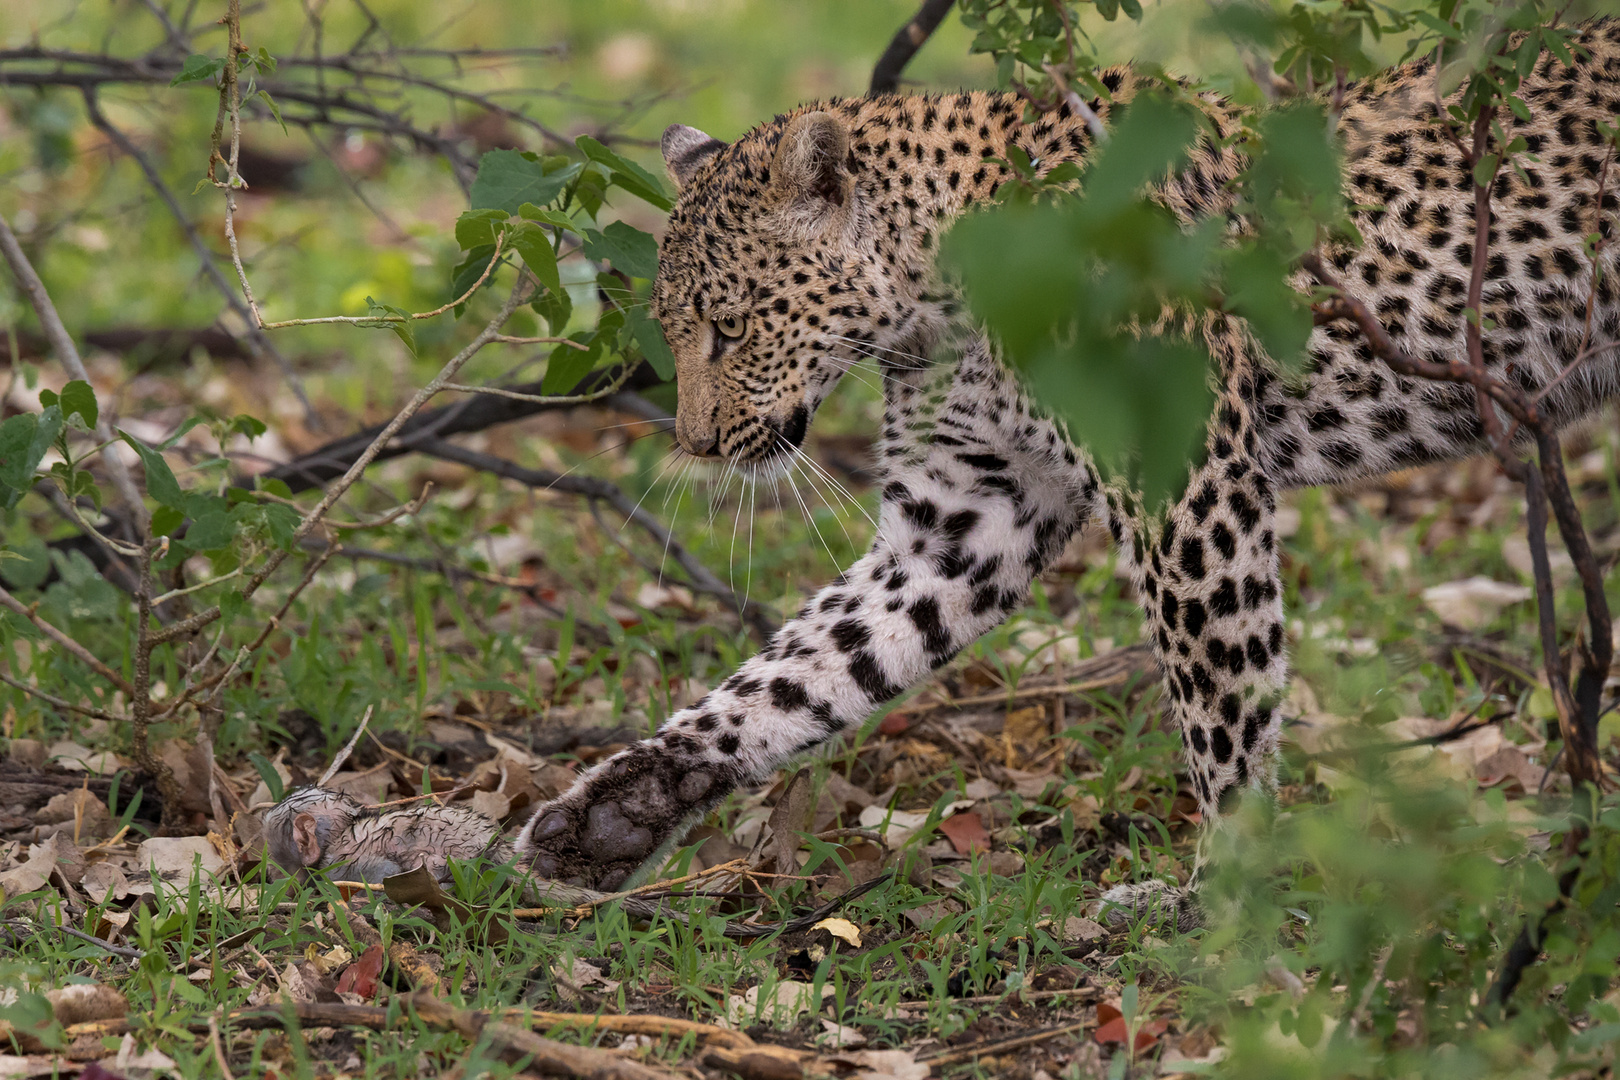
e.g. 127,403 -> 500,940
1097,318 -> 1289,929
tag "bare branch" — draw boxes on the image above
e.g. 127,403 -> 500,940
0,209 -> 148,528
870,0 -> 956,95
0,582 -> 138,700
79,90 -> 317,425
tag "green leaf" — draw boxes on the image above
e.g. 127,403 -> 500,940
450,245 -> 499,315
160,416 -> 208,450
0,990 -> 62,1049
455,208 -> 507,250
509,220 -> 563,297
577,135 -> 673,211
59,380 -> 98,429
229,414 -> 268,440
119,431 -> 184,509
1075,93 -> 1200,217
0,533 -> 50,590
182,511 -> 235,552
531,286 -> 573,333
257,476 -> 293,499
1222,246 -> 1312,374
170,54 -> 227,87
150,505 -> 185,538
469,150 -> 577,216
628,307 -> 677,380
247,752 -> 285,802
257,89 -> 287,135
0,408 -> 62,510
362,298 -> 418,358
542,337 -> 599,394
582,221 -> 659,279
1473,153 -> 1499,189
259,502 -> 301,549
519,204 -> 580,233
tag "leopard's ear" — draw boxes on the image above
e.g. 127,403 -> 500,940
770,110 -> 852,209
661,124 -> 727,189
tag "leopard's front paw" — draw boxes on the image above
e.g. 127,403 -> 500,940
1091,880 -> 1202,932
514,742 -> 737,891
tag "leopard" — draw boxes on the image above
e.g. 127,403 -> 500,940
514,19 -> 1620,924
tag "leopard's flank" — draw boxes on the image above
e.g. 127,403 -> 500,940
516,21 -> 1620,923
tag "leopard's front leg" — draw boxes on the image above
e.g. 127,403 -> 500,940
517,356 -> 1090,889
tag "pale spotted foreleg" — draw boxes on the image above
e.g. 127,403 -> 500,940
516,353 -> 1095,889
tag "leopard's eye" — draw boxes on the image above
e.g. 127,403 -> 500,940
715,315 -> 747,339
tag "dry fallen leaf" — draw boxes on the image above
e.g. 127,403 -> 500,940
136,836 -> 226,883
937,810 -> 990,855
826,1048 -> 931,1080
817,1019 -> 867,1048
1094,1001 -> 1169,1053
80,863 -> 131,904
723,980 -> 832,1028
1421,576 -> 1531,630
551,957 -> 621,1003
812,917 -> 862,948
760,769 -> 814,872
0,842 -> 58,898
1475,746 -> 1547,792
46,741 -> 121,775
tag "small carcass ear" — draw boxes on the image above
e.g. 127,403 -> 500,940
292,812 -> 323,867
661,124 -> 727,189
771,110 -> 852,207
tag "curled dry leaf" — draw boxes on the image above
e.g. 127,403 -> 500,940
811,917 -> 862,947
34,789 -> 112,836
334,944 -> 386,1000
759,768 -> 814,872
1093,1002 -> 1169,1053
0,841 -> 58,897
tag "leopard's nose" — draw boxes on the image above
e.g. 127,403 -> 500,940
682,431 -> 721,458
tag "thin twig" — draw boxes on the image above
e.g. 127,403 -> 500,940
260,231 -> 506,329
920,1022 -> 1089,1066
0,582 -> 138,699
0,209 -> 148,526
319,705 -> 375,786
0,671 -> 127,723
145,274 -> 535,650
207,1017 -> 238,1080
79,89 -> 316,424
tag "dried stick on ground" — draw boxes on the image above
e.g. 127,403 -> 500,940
870,0 -> 957,95
263,362 -> 666,493
48,998 -> 685,1080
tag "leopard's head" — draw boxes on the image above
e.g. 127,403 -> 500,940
652,107 -> 931,468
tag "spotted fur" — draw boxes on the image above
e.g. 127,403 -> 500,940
517,22 -> 1620,918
